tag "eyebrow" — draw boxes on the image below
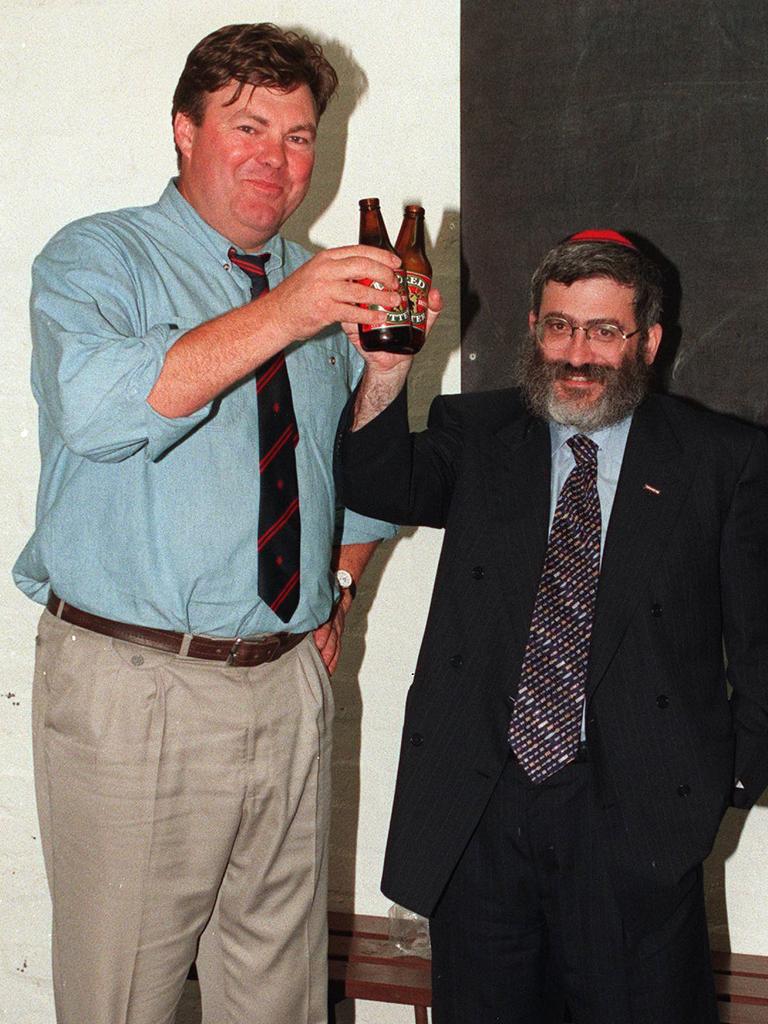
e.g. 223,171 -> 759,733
237,111 -> 317,137
542,311 -> 629,328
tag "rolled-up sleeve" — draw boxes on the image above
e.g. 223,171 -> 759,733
338,507 -> 398,544
31,225 -> 212,463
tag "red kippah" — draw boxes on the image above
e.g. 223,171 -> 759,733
566,229 -> 638,251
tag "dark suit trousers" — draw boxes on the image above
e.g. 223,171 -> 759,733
429,754 -> 718,1024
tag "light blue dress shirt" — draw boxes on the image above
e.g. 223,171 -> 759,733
14,180 -> 396,636
548,415 -> 633,738
548,416 -> 633,557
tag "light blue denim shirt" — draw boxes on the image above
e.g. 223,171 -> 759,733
14,180 -> 396,636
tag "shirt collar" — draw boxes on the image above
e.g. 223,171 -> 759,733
549,412 -> 634,458
157,178 -> 286,272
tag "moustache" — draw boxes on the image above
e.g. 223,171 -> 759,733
548,361 -> 613,382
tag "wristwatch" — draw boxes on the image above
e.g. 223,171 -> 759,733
335,569 -> 357,600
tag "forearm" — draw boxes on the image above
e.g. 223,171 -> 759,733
149,245 -> 403,419
351,362 -> 411,431
147,290 -> 293,418
313,540 -> 381,672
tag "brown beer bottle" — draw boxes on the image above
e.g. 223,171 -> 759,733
357,197 -> 414,353
395,205 -> 432,353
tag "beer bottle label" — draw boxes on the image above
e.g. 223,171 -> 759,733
359,269 -> 410,333
406,272 -> 432,329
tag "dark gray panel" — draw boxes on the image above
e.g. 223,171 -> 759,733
461,0 -> 768,425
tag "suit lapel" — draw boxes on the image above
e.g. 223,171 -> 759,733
487,414 -> 551,650
587,397 -> 697,694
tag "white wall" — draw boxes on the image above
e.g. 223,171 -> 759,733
3,2 -> 766,1022
1,2 -> 459,1021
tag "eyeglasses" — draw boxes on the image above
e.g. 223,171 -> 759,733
535,315 -> 641,350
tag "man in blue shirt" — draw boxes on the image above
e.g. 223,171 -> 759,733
339,231 -> 768,1023
15,23 -> 406,1024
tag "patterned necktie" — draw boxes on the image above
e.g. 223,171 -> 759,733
228,247 -> 301,623
508,434 -> 601,782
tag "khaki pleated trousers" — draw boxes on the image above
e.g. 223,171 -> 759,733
32,609 -> 333,1024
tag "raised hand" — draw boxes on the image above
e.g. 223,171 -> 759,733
259,244 -> 403,343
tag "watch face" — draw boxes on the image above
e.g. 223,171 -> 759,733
336,569 -> 353,589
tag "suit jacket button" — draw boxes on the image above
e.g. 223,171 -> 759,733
651,603 -> 663,617
471,566 -> 484,579
677,783 -> 691,797
410,732 -> 424,747
656,694 -> 669,708
449,653 -> 463,668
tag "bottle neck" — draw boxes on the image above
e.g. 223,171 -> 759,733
359,209 -> 394,250
397,214 -> 424,253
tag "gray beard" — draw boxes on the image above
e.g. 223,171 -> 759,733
515,338 -> 652,431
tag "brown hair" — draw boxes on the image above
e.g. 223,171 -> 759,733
530,239 -> 663,336
172,23 -> 339,130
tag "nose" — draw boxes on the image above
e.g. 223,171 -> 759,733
566,326 -> 593,365
256,135 -> 287,169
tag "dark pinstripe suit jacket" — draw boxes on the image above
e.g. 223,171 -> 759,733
339,387 -> 768,917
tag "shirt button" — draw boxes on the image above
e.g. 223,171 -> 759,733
410,732 -> 424,747
471,566 -> 484,579
223,262 -> 231,271
131,655 -> 144,667
329,355 -> 337,366
651,604 -> 663,617
677,783 -> 691,797
449,654 -> 463,668
656,694 -> 669,709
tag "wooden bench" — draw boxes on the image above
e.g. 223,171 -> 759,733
328,912 -> 768,1023
329,912 -> 430,1023
714,951 -> 768,1022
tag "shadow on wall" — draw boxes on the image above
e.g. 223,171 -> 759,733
284,33 -> 368,254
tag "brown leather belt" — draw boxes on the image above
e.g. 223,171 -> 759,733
46,591 -> 307,667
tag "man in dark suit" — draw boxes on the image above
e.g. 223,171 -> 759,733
338,231 -> 768,1023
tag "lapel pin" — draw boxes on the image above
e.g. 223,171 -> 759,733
643,483 -> 661,496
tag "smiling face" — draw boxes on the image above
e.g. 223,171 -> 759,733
174,80 -> 317,251
522,276 -> 662,430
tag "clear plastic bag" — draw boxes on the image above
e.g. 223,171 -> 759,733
387,902 -> 431,956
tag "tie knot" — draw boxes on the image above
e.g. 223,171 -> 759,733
228,247 -> 270,276
228,248 -> 270,299
567,433 -> 598,467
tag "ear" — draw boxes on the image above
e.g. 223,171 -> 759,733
173,111 -> 196,163
643,323 -> 663,365
528,310 -> 538,332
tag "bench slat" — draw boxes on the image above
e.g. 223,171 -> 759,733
712,951 -> 768,978
715,973 -> 768,1002
329,959 -> 431,1007
718,1002 -> 768,1023
329,910 -> 388,938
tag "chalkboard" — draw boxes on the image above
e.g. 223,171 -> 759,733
461,0 -> 768,427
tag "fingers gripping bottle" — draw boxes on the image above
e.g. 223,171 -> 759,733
357,197 -> 414,353
395,204 -> 432,353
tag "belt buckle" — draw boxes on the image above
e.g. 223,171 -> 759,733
226,638 -> 243,666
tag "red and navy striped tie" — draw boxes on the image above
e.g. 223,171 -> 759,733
228,247 -> 301,623
508,434 -> 601,782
